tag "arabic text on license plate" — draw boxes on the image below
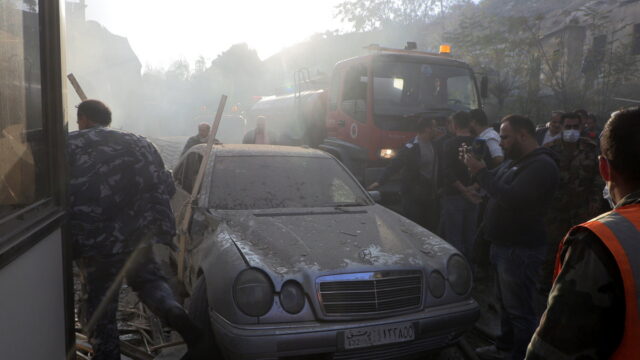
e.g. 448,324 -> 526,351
344,322 -> 415,350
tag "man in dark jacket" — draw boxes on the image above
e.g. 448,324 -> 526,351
368,118 -> 438,230
182,122 -> 211,156
464,115 -> 560,360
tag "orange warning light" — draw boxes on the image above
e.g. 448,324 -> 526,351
439,44 -> 451,54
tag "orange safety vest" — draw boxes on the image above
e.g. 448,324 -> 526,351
554,204 -> 640,360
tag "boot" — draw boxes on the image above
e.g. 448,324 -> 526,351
165,307 -> 213,359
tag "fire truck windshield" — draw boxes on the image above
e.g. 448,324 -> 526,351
372,60 -> 479,131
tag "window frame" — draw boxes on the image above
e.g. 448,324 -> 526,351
340,64 -> 368,123
0,0 -> 67,263
632,23 -> 640,55
0,0 -> 71,351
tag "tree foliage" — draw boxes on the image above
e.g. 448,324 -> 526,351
444,13 -> 543,114
335,0 -> 463,31
133,43 -> 266,136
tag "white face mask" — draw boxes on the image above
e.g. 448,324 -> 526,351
562,129 -> 580,142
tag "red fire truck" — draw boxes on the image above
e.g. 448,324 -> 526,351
249,43 -> 487,195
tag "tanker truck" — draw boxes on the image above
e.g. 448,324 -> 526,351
248,43 -> 487,198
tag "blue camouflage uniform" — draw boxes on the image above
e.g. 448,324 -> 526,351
68,126 -> 182,360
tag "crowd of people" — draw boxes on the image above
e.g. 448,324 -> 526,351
371,107 -> 639,359
67,98 -> 639,360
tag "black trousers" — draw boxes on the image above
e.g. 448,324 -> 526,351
77,245 -> 181,360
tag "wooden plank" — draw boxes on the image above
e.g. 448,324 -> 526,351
177,94 -> 227,281
67,73 -> 88,101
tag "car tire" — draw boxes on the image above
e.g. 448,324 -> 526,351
188,277 -> 224,358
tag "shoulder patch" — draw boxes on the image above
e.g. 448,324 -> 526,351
405,143 -> 414,149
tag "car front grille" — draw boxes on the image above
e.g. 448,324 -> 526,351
317,271 -> 423,316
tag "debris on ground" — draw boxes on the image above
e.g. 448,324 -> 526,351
74,271 -> 184,360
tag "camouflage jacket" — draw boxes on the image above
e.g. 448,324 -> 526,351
545,137 -> 603,224
68,127 -> 177,258
526,191 -> 640,359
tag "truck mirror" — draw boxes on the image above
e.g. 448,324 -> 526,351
480,76 -> 489,99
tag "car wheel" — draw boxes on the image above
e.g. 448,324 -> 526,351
188,277 -> 224,358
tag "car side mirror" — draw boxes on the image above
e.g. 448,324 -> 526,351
368,190 -> 382,203
480,76 -> 489,99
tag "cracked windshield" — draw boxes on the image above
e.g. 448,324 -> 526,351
2,0 -> 640,359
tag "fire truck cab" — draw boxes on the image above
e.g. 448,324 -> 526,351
249,44 -> 485,198
320,44 -> 484,190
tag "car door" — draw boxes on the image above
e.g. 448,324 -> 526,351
170,150 -> 205,289
171,151 -> 205,221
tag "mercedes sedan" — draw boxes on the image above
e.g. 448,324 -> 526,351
170,144 -> 479,360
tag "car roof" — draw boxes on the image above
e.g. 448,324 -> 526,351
189,143 -> 331,158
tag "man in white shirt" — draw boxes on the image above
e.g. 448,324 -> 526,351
536,111 -> 563,146
470,109 -> 503,169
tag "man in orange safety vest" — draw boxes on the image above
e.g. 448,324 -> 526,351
526,107 -> 640,359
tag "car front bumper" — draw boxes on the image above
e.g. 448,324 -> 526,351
211,298 -> 479,360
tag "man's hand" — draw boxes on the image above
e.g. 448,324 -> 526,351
463,152 -> 486,175
463,187 -> 482,205
367,182 -> 380,191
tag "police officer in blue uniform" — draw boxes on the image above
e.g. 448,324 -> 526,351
369,118 -> 438,230
68,100 -> 208,360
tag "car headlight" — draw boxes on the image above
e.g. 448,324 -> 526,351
429,271 -> 446,298
379,148 -> 397,159
447,254 -> 472,295
280,281 -> 305,314
233,269 -> 274,317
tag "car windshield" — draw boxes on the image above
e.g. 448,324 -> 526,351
208,156 -> 370,210
372,60 -> 478,131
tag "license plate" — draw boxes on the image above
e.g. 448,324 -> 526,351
343,322 -> 415,350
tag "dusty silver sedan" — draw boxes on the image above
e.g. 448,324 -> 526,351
170,144 -> 478,360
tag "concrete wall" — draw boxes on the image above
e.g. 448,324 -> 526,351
0,230 -> 67,360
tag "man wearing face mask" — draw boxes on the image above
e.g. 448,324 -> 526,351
525,107 -> 640,359
541,112 -> 604,294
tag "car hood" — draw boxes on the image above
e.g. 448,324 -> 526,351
208,204 -> 456,277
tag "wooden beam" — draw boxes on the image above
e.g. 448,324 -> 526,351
177,95 -> 227,281
66,73 -> 88,101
